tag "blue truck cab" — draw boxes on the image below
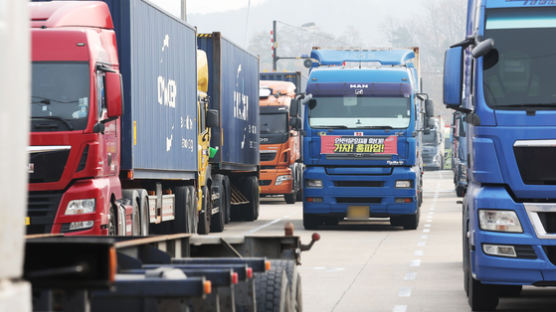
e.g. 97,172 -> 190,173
444,0 -> 556,310
302,48 -> 433,230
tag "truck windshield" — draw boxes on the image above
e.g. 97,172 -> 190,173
423,131 -> 438,144
309,96 -> 410,129
31,62 -> 90,131
260,113 -> 288,135
483,8 -> 556,110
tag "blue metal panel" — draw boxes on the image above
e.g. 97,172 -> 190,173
198,33 -> 259,171
106,0 -> 198,177
486,0 -> 556,8
310,49 -> 415,67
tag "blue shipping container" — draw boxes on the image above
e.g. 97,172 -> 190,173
106,0 -> 198,179
259,72 -> 307,93
198,33 -> 259,171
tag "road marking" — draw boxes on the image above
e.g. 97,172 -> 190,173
414,250 -> 424,256
398,287 -> 412,297
423,228 -> 430,233
404,272 -> 417,280
410,259 -> 421,267
418,241 -> 426,247
420,235 -> 428,240
244,215 -> 290,235
313,266 -> 326,270
425,223 -> 431,228
393,305 -> 407,312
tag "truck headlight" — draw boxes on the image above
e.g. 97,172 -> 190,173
65,199 -> 96,215
395,180 -> 412,188
479,210 -> 522,233
306,179 -> 323,188
275,175 -> 292,185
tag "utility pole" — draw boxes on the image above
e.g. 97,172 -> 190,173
272,20 -> 278,71
180,0 -> 187,22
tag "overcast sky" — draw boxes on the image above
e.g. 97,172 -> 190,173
151,0 -> 432,48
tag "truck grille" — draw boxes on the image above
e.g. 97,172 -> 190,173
334,181 -> 384,187
27,191 -> 63,234
538,212 -> 556,234
336,197 -> 382,204
29,150 -> 70,183
259,180 -> 272,186
514,146 -> 556,185
543,246 -> 556,265
260,152 -> 277,162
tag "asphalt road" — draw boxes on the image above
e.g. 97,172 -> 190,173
210,170 -> 556,312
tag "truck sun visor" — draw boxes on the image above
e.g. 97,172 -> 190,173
306,82 -> 411,98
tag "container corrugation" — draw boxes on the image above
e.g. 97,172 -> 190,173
198,32 -> 259,171
105,0 -> 198,179
259,72 -> 307,92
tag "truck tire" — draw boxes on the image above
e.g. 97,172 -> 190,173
108,204 -> 117,236
223,175 -> 231,224
468,274 -> 499,311
303,214 -> 322,230
255,267 -> 290,312
391,209 -> 419,230
168,186 -> 189,234
241,176 -> 259,221
285,192 -> 296,204
122,190 -> 140,236
211,175 -> 225,233
185,186 -> 197,234
270,260 -> 302,312
138,189 -> 150,236
456,185 -> 466,197
198,185 -> 211,235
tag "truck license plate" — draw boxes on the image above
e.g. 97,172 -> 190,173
347,206 -> 370,219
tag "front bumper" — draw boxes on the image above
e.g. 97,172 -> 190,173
27,177 -> 118,236
470,185 -> 556,285
260,168 -> 294,195
303,166 -> 418,216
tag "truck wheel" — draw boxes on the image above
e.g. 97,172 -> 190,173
138,190 -> 150,236
122,190 -> 140,236
108,205 -> 118,236
468,274 -> 499,311
456,185 -> 466,197
223,176 -> 231,224
241,176 -> 259,221
186,186 -> 198,234
303,214 -> 322,230
391,209 -> 420,230
270,260 -> 302,312
170,186 -> 189,234
255,267 -> 290,312
211,175 -> 225,233
198,186 -> 211,235
285,192 -> 296,204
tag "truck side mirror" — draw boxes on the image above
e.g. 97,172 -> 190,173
289,117 -> 301,130
290,99 -> 300,118
105,72 -> 122,118
472,38 -> 495,58
206,109 -> 220,128
425,99 -> 434,118
443,46 -> 463,108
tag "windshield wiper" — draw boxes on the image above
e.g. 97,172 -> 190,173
32,95 -> 80,104
357,126 -> 395,129
311,125 -> 349,129
496,103 -> 556,109
32,116 -> 74,130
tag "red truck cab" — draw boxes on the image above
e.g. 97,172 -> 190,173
259,80 -> 303,204
28,1 -> 127,235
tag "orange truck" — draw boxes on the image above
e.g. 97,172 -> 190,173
259,80 -> 303,204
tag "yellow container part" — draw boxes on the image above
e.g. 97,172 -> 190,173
197,49 -> 209,93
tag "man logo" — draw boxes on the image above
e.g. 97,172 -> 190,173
355,89 -> 364,95
349,84 -> 369,89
